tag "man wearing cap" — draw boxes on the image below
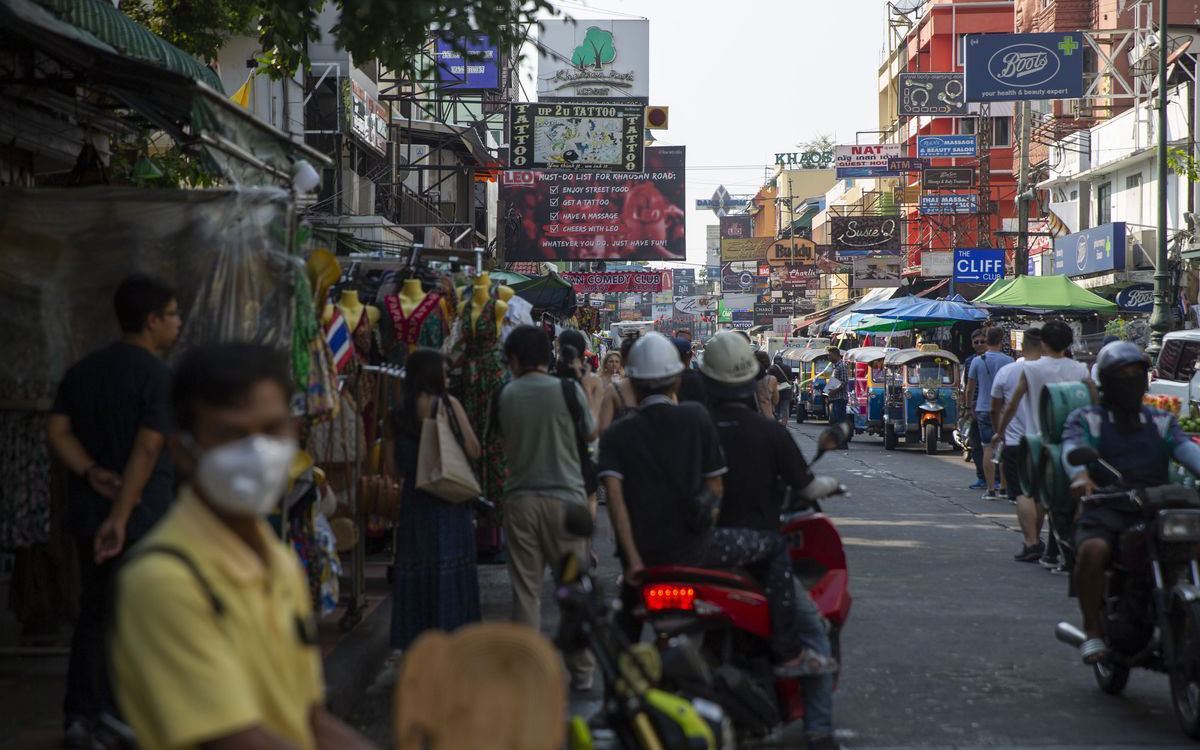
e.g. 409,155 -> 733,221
824,347 -> 849,430
598,333 -> 833,690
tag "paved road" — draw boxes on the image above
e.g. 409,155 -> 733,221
358,420 -> 1195,749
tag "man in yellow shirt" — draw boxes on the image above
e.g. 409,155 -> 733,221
111,343 -> 377,750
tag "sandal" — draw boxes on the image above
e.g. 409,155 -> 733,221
1080,637 -> 1108,664
774,649 -> 839,677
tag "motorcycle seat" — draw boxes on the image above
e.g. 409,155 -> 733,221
641,565 -> 763,593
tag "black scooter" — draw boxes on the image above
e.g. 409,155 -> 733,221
1055,445 -> 1200,739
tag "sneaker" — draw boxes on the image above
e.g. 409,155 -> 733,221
806,734 -> 841,750
62,718 -> 89,749
1039,555 -> 1060,570
1014,542 -> 1045,562
981,490 -> 998,501
1049,563 -> 1071,575
969,480 -> 987,490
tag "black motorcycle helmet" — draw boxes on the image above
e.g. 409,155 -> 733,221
1095,340 -> 1150,420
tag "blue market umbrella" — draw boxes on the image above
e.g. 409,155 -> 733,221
849,296 -> 987,322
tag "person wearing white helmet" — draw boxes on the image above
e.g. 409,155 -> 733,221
700,331 -> 841,748
1062,340 -> 1200,665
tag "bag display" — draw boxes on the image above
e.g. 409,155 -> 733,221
358,473 -> 404,521
416,397 -> 482,503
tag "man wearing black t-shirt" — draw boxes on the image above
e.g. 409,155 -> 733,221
47,274 -> 180,745
598,333 -> 827,683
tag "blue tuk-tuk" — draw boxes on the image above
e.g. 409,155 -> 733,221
794,347 -> 833,423
882,346 -> 960,454
845,346 -> 893,437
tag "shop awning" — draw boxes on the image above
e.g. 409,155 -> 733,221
512,274 -> 578,314
793,300 -> 854,330
973,275 -> 1118,312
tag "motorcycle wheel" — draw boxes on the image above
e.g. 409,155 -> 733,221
1092,659 -> 1130,696
884,422 -> 897,450
924,423 -> 938,455
796,405 -> 807,424
1169,605 -> 1200,738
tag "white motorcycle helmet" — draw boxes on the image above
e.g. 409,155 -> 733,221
700,330 -> 760,400
625,332 -> 685,387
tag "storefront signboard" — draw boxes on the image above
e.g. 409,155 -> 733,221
852,257 -> 902,288
507,102 -> 645,172
954,248 -> 1005,283
898,72 -> 967,116
829,216 -> 901,254
887,157 -> 930,172
1051,222 -> 1126,277
920,251 -> 952,278
537,19 -> 650,100
1115,283 -> 1154,312
434,38 -> 500,90
964,32 -> 1085,102
767,237 -> 816,265
922,166 -> 975,189
834,144 -> 901,178
916,135 -> 977,158
560,271 -> 668,293
919,193 -> 978,215
721,237 -> 774,262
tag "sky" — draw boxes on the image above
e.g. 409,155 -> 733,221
521,0 -> 894,268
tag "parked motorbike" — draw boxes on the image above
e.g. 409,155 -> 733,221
555,503 -> 735,750
1055,444 -> 1200,739
629,423 -> 853,741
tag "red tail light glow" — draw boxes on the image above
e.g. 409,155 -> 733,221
643,584 -> 696,611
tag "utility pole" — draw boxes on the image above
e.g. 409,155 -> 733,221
1016,100 -> 1031,277
1149,0 -> 1173,356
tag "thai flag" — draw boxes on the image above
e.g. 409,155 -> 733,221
325,310 -> 353,372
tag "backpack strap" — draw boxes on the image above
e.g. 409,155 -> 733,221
560,378 -> 589,453
132,545 -> 226,617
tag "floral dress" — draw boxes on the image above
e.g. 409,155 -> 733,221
383,292 -> 448,365
458,295 -> 508,514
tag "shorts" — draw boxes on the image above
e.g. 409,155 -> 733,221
1001,444 -> 1023,500
1074,503 -> 1141,549
976,411 -> 994,444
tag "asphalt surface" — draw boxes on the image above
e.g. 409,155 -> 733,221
357,421 -> 1196,749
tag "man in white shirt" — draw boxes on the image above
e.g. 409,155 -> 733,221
992,321 -> 1091,561
990,329 -> 1044,546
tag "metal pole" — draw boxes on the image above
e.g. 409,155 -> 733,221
1149,0 -> 1173,356
1016,100 -> 1031,277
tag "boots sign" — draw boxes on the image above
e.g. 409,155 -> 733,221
964,32 -> 1085,102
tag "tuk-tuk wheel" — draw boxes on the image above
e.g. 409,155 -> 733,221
795,405 -> 806,423
884,422 -> 897,450
924,423 -> 938,455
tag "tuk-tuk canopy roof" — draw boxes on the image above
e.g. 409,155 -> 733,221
883,348 -> 960,367
844,346 -> 896,363
796,348 -> 832,363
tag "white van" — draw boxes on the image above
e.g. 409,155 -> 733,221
1148,330 -> 1200,403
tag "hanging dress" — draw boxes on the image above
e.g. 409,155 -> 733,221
458,294 -> 508,514
383,292 -> 447,364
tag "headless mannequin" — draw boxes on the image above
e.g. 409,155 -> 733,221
322,289 -> 381,329
396,277 -> 450,320
457,272 -> 509,338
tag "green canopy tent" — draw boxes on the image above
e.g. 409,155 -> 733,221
488,270 -> 531,287
511,274 -> 577,314
973,275 -> 1118,313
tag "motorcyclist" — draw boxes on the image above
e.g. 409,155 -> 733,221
1062,341 -> 1200,664
700,330 -> 841,750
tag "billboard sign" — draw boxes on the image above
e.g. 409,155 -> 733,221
731,310 -> 754,330
675,295 -> 718,315
1115,283 -> 1154,312
721,237 -> 773,262
719,214 -> 752,239
919,193 -> 978,215
921,251 -> 953,278
964,32 -> 1085,102
852,257 -> 902,288
720,262 -> 761,293
434,38 -> 500,90
1051,222 -> 1127,277
767,237 -> 816,265
922,166 -> 975,189
508,102 -> 645,172
916,135 -> 977,158
834,144 -> 901,178
898,72 -> 967,116
346,79 -> 387,156
954,248 -> 1006,283
772,264 -> 820,292
499,145 -> 684,260
887,157 -> 929,172
559,271 -> 667,293
829,216 -> 901,254
672,268 -> 696,297
814,245 -> 848,272
537,19 -> 650,100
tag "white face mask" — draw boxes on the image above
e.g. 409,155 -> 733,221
192,435 -> 298,517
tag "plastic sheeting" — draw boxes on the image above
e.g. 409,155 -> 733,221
0,186 -> 297,400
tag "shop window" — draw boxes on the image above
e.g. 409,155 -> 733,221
991,118 -> 1012,148
1096,182 -> 1112,225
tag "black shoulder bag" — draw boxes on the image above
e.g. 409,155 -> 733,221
560,378 -> 599,495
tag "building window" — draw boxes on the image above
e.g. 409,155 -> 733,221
1070,189 -> 1078,200
1126,173 -> 1142,190
958,117 -> 976,136
991,117 -> 1012,148
1097,182 -> 1112,225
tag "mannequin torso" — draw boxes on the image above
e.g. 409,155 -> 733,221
457,273 -> 508,338
323,289 -> 380,329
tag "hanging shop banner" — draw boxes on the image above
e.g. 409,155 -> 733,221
731,310 -> 755,330
852,257 -> 903,288
652,303 -> 674,320
499,145 -> 684,260
507,102 -> 645,171
814,245 -> 849,273
916,135 -> 977,158
719,214 -> 752,239
919,193 -> 978,215
887,157 -> 929,172
964,32 -> 1085,102
720,262 -> 763,293
893,185 -> 921,204
834,144 -> 901,178
536,19 -> 650,100
434,37 -> 501,90
560,271 -> 667,293
898,72 -> 967,116
829,216 -> 901,254
675,295 -> 718,315
1051,221 -> 1126,277
721,236 -> 774,262
344,79 -> 387,156
1114,283 -> 1154,312
920,251 -> 953,278
922,166 -> 975,189
672,268 -> 696,297
954,248 -> 1006,283
767,237 -> 816,265
771,264 -> 820,292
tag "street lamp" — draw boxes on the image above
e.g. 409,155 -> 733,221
1149,0 -> 1174,356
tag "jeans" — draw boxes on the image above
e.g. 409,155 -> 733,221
828,398 -> 848,429
776,389 -> 793,423
64,536 -> 120,721
792,578 -> 834,736
971,411 -> 993,483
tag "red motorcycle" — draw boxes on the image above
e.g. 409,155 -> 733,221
629,425 -> 852,739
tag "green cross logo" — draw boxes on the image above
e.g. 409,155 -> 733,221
1058,36 -> 1079,56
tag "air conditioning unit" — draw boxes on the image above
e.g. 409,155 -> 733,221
397,144 -> 429,194
341,168 -> 359,214
1130,229 -> 1157,269
424,226 -> 451,250
358,179 -> 376,217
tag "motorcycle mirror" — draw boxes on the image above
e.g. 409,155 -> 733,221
564,501 -> 595,539
1066,445 -> 1099,466
816,422 -> 851,457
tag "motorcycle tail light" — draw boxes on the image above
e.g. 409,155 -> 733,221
1158,510 -> 1200,542
643,584 -> 696,612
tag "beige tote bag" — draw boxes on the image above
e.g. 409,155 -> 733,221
415,398 -> 481,503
